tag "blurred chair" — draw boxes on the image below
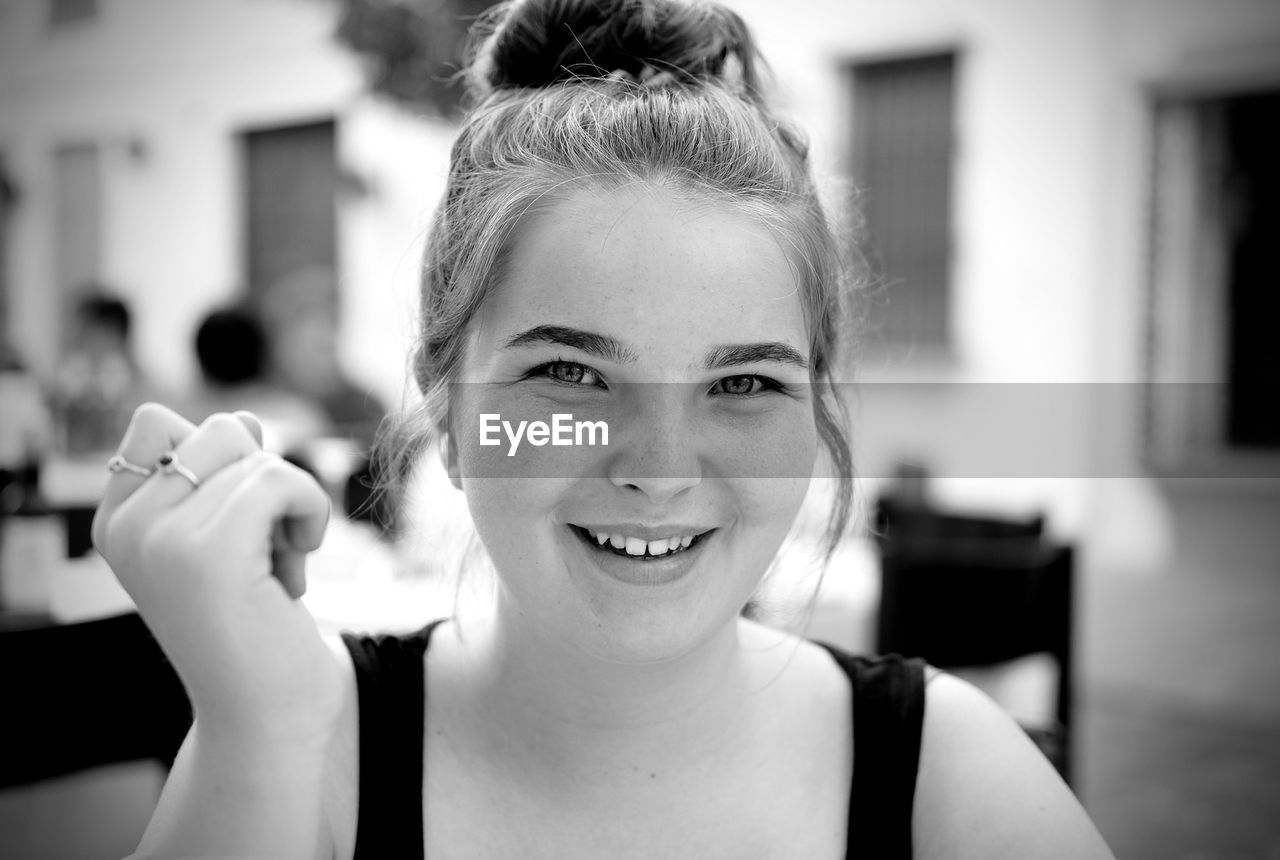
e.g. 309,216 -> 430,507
58,505 -> 97,558
0,612 -> 191,788
875,535 -> 1075,785
873,495 -> 1045,546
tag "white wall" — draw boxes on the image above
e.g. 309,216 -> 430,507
336,101 -> 454,413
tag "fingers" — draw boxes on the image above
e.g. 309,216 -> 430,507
232,411 -> 265,448
94,404 -> 326,606
102,445 -> 329,604
272,526 -> 308,599
97,411 -> 263,561
95,403 -> 197,552
182,451 -> 331,599
232,459 -> 330,600
210,455 -> 331,554
171,450 -> 331,553
96,407 -> 265,539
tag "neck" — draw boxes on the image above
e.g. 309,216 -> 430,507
438,600 -> 780,791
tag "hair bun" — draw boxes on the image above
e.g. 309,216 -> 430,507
468,0 -> 759,98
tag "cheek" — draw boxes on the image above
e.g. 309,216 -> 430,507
733,409 -> 816,511
730,475 -> 813,539
463,476 -> 576,579
701,403 -> 819,482
709,409 -> 816,540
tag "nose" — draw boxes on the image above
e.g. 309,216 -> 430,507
607,395 -> 702,503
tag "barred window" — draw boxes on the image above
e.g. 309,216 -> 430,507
49,0 -> 97,27
848,52 -> 957,349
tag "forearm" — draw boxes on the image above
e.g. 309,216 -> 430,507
131,721 -> 332,860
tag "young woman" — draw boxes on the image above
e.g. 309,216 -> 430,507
93,1 -> 1115,857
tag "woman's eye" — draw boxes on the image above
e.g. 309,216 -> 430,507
711,374 -> 775,396
547,361 -> 584,384
532,360 -> 602,387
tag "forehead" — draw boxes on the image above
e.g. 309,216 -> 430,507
473,185 -> 806,355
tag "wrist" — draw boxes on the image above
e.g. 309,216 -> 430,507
192,705 -> 338,756
185,649 -> 346,750
138,718 -> 332,860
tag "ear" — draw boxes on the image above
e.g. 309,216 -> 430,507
439,386 -> 463,491
442,430 -> 462,491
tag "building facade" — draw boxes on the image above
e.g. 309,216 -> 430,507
2,0 -> 1278,558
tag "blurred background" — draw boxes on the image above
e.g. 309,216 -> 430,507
1,0 -> 1278,857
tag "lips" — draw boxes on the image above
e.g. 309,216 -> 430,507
570,525 -> 713,560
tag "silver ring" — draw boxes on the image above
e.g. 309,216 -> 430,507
156,450 -> 201,489
107,454 -> 154,478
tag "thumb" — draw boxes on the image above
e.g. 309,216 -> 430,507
272,525 -> 308,600
233,411 -> 265,449
209,457 -> 330,594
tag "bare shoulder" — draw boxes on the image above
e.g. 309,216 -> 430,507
320,633 -> 361,860
912,670 -> 1115,860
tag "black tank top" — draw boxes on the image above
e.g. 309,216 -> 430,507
341,621 -> 925,859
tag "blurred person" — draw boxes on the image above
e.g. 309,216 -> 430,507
187,303 -> 330,456
260,265 -> 387,453
52,291 -> 156,454
92,2 -> 1116,858
0,338 -> 61,611
0,338 -> 52,490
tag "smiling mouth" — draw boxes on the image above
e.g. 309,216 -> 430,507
570,525 -> 712,560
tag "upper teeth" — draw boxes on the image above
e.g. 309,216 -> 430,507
589,529 -> 696,557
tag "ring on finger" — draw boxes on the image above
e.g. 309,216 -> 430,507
107,455 -> 154,478
156,450 -> 201,489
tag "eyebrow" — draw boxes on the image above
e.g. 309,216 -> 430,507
503,324 -> 809,371
703,343 -> 809,371
503,325 -> 638,364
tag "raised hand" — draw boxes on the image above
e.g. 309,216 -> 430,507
93,403 -> 342,743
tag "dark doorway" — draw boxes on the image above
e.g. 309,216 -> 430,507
1146,86 -> 1280,468
1224,91 -> 1280,449
0,154 -> 17,337
242,119 -> 337,307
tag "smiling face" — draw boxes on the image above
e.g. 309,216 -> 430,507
449,184 -> 818,661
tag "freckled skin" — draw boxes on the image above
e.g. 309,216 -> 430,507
450,186 -> 818,662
